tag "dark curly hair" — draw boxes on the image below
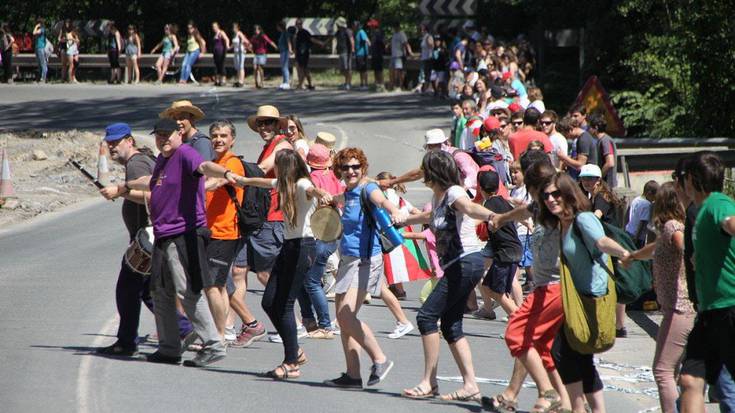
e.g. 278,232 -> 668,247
333,147 -> 369,179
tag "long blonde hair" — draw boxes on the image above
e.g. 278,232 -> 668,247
275,149 -> 312,228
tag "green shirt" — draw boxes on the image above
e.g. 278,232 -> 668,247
453,117 -> 466,148
693,192 -> 735,311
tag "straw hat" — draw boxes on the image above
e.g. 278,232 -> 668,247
314,131 -> 337,149
335,17 -> 347,28
159,100 -> 205,121
247,105 -> 288,132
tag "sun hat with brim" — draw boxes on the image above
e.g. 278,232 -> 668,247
425,128 -> 449,146
314,131 -> 337,149
247,105 -> 287,132
307,144 -> 332,169
579,164 -> 602,179
335,17 -> 347,28
104,122 -> 132,142
150,118 -> 180,135
159,100 -> 205,121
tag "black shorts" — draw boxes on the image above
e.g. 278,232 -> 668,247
356,56 -> 367,72
371,55 -> 384,71
681,315 -> 707,378
482,261 -> 518,295
296,52 -> 310,67
702,307 -> 735,384
204,239 -> 240,288
108,49 -> 120,69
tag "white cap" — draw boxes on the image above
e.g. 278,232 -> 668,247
529,99 -> 546,113
579,164 -> 602,178
424,128 -> 449,146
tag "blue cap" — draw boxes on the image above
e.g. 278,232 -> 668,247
104,123 -> 132,142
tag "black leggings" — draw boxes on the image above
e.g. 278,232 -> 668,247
552,329 -> 604,393
261,237 -> 315,364
213,50 -> 226,76
1,48 -> 12,82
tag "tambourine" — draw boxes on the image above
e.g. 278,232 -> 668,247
310,206 -> 343,242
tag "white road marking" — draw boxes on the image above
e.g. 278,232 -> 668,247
76,315 -> 118,413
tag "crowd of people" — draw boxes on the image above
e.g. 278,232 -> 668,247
91,90 -> 735,413
4,17 -> 536,94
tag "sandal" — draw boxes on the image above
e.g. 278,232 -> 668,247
266,363 -> 300,380
402,384 -> 439,399
439,390 -> 481,403
531,389 -> 562,413
481,393 -> 518,412
297,349 -> 308,366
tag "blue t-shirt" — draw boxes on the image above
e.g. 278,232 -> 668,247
340,182 -> 381,258
278,31 -> 290,52
35,27 -> 46,51
562,212 -> 609,296
355,29 -> 369,57
511,78 -> 527,98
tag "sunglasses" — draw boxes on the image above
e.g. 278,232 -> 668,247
340,163 -> 362,172
512,121 -> 523,126
540,121 -> 554,126
542,189 -> 562,200
256,119 -> 277,127
499,123 -> 509,128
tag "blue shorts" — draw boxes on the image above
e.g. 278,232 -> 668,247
518,233 -> 534,268
233,221 -> 284,273
254,54 -> 267,66
482,261 -> 518,295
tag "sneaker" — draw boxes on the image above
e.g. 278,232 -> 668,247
183,350 -> 226,367
616,327 -> 628,338
224,326 -> 237,342
329,321 -> 341,336
146,351 -> 181,365
231,321 -> 267,348
96,342 -> 138,357
472,307 -> 497,320
269,334 -> 283,343
297,325 -> 309,338
308,328 -> 335,339
323,373 -> 363,389
281,83 -> 291,90
388,322 -> 414,339
367,359 -> 394,386
345,84 -> 351,90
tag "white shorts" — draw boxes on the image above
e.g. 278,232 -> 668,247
335,254 -> 383,296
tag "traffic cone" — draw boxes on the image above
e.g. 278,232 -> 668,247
97,141 -> 110,186
0,148 -> 16,199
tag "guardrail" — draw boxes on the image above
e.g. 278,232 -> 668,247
12,53 -> 421,71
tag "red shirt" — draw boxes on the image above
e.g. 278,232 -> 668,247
251,33 -> 273,54
508,129 -> 553,160
258,135 -> 290,222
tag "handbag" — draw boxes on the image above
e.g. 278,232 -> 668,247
559,221 -> 617,354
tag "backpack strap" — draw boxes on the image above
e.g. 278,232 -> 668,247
571,215 -> 614,278
360,186 -> 378,260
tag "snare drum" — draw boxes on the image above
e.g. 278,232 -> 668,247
124,226 -> 155,275
310,206 -> 343,242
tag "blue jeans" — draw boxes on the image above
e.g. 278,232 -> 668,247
416,252 -> 485,343
717,368 -> 735,413
35,48 -> 47,81
180,49 -> 200,82
279,50 -> 290,84
298,240 -> 337,328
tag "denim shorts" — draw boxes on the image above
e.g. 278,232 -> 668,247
254,54 -> 267,66
482,261 -> 518,295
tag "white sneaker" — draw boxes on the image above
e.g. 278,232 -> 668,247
268,333 -> 283,343
297,325 -> 309,338
388,322 -> 414,339
224,326 -> 237,342
329,321 -> 341,336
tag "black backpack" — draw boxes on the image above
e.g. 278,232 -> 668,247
225,157 -> 271,237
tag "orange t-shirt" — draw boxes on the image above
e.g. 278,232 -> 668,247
206,152 -> 245,240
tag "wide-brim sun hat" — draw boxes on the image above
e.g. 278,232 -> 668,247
424,128 -> 449,146
247,105 -> 288,132
159,99 -> 205,121
579,164 -> 602,178
314,131 -> 337,149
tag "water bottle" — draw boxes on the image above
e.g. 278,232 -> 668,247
370,206 -> 404,250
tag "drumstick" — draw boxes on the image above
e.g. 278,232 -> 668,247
67,159 -> 115,201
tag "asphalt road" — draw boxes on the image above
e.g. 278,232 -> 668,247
1,84 -> 659,412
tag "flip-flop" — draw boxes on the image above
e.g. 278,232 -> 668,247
402,385 -> 439,399
439,390 -> 481,403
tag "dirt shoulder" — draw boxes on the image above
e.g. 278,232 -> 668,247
0,130 -> 128,229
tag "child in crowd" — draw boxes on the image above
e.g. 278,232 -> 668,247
450,100 -> 466,149
478,170 -> 523,316
509,160 -> 535,290
626,180 -> 659,248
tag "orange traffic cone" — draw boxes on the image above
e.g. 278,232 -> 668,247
97,141 -> 111,186
0,148 -> 16,199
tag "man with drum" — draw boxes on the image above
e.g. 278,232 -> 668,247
96,123 -> 157,356
126,118 -> 246,367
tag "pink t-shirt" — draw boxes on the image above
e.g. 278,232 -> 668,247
443,147 -> 479,191
310,168 -> 344,196
421,228 -> 443,278
251,33 -> 273,54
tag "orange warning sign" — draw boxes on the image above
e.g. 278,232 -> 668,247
571,76 -> 626,137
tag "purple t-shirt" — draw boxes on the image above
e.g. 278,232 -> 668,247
150,144 -> 207,238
